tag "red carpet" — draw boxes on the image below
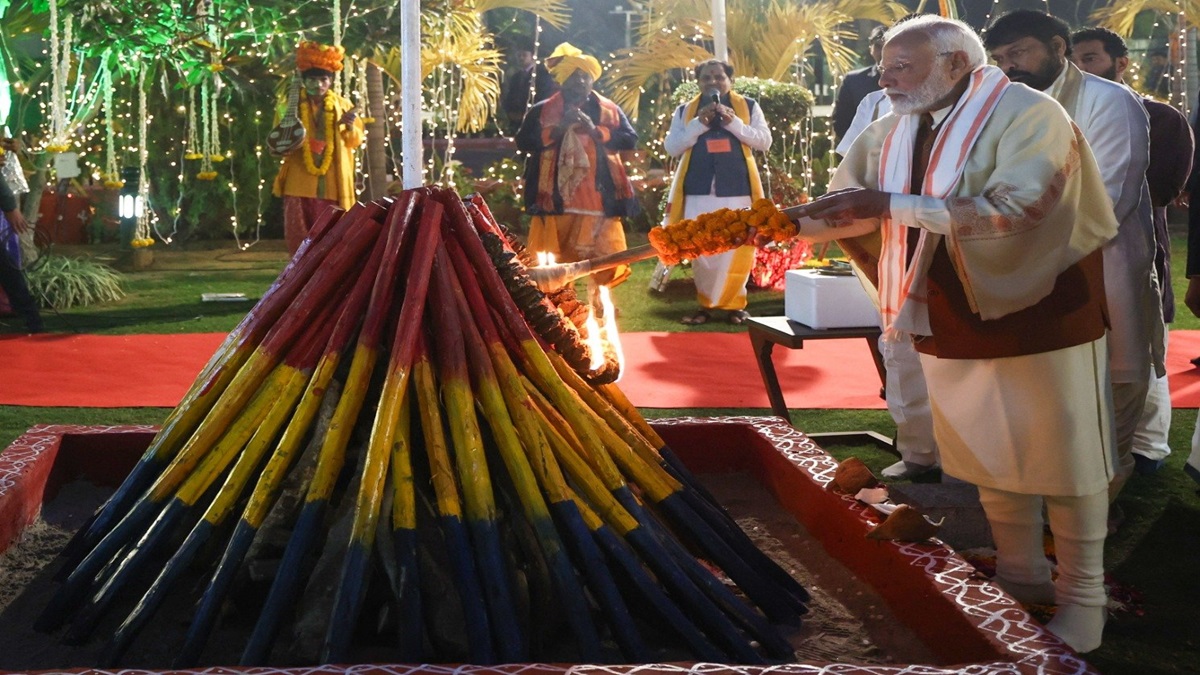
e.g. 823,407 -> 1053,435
5,330 -> 1200,409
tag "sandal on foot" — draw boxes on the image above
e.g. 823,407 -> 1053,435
681,310 -> 711,325
728,309 -> 751,325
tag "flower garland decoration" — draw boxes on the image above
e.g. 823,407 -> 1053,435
195,78 -> 226,180
134,65 -> 154,247
101,68 -> 124,189
184,87 -> 204,161
301,91 -> 336,177
45,0 -> 73,153
648,198 -> 797,266
751,238 -> 813,291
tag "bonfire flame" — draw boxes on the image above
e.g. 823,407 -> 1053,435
582,288 -> 623,379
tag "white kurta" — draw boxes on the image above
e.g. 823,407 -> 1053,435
817,79 -> 1118,496
1049,65 -> 1160,385
836,89 -> 891,156
921,338 -> 1115,495
663,98 -> 772,310
832,88 -> 936,467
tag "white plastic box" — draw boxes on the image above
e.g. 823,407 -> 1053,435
784,268 -> 880,329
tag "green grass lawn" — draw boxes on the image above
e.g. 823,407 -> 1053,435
2,230 -> 1198,673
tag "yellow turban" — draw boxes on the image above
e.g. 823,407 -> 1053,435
546,42 -> 602,85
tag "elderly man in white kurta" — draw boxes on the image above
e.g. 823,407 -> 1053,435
790,16 -> 1119,653
984,10 -> 1160,520
662,59 -> 772,325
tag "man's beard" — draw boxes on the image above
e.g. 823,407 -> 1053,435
1004,57 -> 1061,91
887,69 -> 956,115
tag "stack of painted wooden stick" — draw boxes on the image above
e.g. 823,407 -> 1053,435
34,187 -> 809,668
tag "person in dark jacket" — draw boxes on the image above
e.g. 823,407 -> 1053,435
501,35 -> 559,135
831,25 -> 885,147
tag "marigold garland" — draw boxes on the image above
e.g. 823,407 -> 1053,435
301,92 -> 336,177
648,198 -> 797,266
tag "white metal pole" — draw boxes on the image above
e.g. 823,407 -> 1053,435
400,0 -> 423,188
711,0 -> 727,62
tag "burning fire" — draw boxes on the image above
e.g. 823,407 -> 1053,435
584,285 -> 625,380
535,251 -> 557,267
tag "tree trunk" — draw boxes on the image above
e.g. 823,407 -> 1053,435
364,62 -> 389,200
18,151 -> 50,265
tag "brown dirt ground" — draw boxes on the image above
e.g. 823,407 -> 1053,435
0,471 -> 935,671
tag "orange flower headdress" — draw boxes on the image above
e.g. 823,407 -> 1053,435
296,41 -> 345,73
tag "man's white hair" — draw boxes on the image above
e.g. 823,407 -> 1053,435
884,15 -> 987,68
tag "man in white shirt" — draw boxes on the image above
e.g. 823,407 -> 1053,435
985,11 -> 1159,529
1070,26 -> 1194,476
661,59 -> 772,325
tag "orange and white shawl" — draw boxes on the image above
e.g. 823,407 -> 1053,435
876,66 -> 1008,335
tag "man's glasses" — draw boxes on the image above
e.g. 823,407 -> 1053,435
878,52 -> 955,79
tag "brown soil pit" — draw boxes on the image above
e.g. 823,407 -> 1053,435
0,472 -> 934,671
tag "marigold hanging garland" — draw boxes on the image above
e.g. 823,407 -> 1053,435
131,65 -> 154,248
101,69 -> 123,189
184,87 -> 204,161
301,91 -> 337,177
648,198 -> 797,265
44,0 -> 74,153
195,78 -> 221,180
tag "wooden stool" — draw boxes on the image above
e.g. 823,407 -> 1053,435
747,316 -> 893,451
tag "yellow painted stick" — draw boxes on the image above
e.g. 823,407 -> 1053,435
412,338 -> 462,519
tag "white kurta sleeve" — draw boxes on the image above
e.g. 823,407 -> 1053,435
1078,81 -> 1150,225
663,106 -> 708,158
836,91 -> 888,156
723,101 -> 772,153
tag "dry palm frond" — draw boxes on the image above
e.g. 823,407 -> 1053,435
471,0 -> 572,30
831,0 -> 910,25
421,24 -> 503,133
729,3 -> 859,81
1090,1 -> 1200,36
605,33 -> 714,116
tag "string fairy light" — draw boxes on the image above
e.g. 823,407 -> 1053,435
133,63 -> 155,248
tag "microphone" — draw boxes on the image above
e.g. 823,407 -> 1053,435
704,88 -> 721,127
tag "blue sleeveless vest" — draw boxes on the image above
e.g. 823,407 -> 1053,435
681,96 -> 755,197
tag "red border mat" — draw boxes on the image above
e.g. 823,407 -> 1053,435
5,330 -> 1200,410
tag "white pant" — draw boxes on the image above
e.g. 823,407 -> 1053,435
879,334 -> 938,467
1187,410 -> 1200,474
977,486 -> 1109,609
1109,377 -> 1151,502
1131,329 -> 1171,461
